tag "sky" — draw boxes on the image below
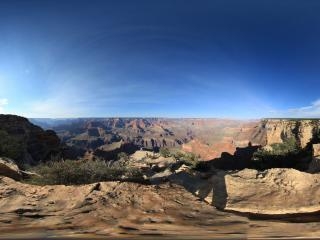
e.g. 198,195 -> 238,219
0,0 -> 320,118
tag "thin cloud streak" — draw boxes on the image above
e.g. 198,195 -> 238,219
270,99 -> 320,118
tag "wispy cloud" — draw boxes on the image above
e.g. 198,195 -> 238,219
0,98 -> 8,113
270,99 -> 320,118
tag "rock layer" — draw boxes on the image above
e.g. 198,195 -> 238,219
265,119 -> 320,148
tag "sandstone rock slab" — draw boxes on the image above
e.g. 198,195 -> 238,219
0,158 -> 22,180
211,168 -> 320,215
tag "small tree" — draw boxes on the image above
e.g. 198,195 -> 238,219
116,152 -> 130,167
173,151 -> 200,168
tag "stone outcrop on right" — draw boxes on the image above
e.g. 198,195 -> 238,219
308,144 -> 320,173
264,119 -> 320,148
210,168 -> 320,215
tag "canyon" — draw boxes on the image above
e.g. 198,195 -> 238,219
1,115 -> 320,239
32,118 -> 267,161
31,117 -> 320,167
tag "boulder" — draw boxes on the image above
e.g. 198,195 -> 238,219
0,158 -> 22,180
210,168 -> 320,215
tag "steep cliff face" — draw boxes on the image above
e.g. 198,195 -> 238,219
0,114 -> 61,166
264,119 -> 320,148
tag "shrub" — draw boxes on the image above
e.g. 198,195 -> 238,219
173,151 -> 200,168
146,152 -> 158,159
159,147 -> 171,157
26,159 -> 144,185
117,152 -> 129,161
252,137 -> 305,169
0,130 -> 26,164
115,152 -> 130,167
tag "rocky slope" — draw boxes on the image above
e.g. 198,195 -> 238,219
2,166 -> 320,239
0,115 -> 61,166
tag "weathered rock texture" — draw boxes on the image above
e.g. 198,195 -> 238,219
0,114 -> 61,165
264,119 -> 320,148
1,167 -> 320,238
0,176 -> 248,239
211,168 -> 320,215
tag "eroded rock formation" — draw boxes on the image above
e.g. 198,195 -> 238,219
265,119 -> 320,148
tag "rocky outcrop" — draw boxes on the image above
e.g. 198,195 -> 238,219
130,150 -> 176,170
308,144 -> 320,173
94,140 -> 139,160
210,168 -> 320,215
0,158 -> 22,180
264,119 -> 320,148
0,114 -> 61,165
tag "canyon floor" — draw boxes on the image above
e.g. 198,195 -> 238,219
1,176 -> 320,240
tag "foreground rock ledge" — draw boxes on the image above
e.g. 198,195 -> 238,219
0,176 -> 248,238
211,168 -> 320,215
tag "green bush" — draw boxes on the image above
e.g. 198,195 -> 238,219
173,151 -> 200,168
159,147 -> 171,157
26,159 -> 144,185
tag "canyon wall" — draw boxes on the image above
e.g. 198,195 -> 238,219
264,119 -> 320,148
0,114 -> 61,166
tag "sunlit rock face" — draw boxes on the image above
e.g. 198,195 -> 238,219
211,168 -> 320,215
265,119 -> 320,148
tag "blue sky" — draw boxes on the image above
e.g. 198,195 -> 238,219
0,0 -> 320,118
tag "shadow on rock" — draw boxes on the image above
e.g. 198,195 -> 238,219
152,169 -> 229,211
